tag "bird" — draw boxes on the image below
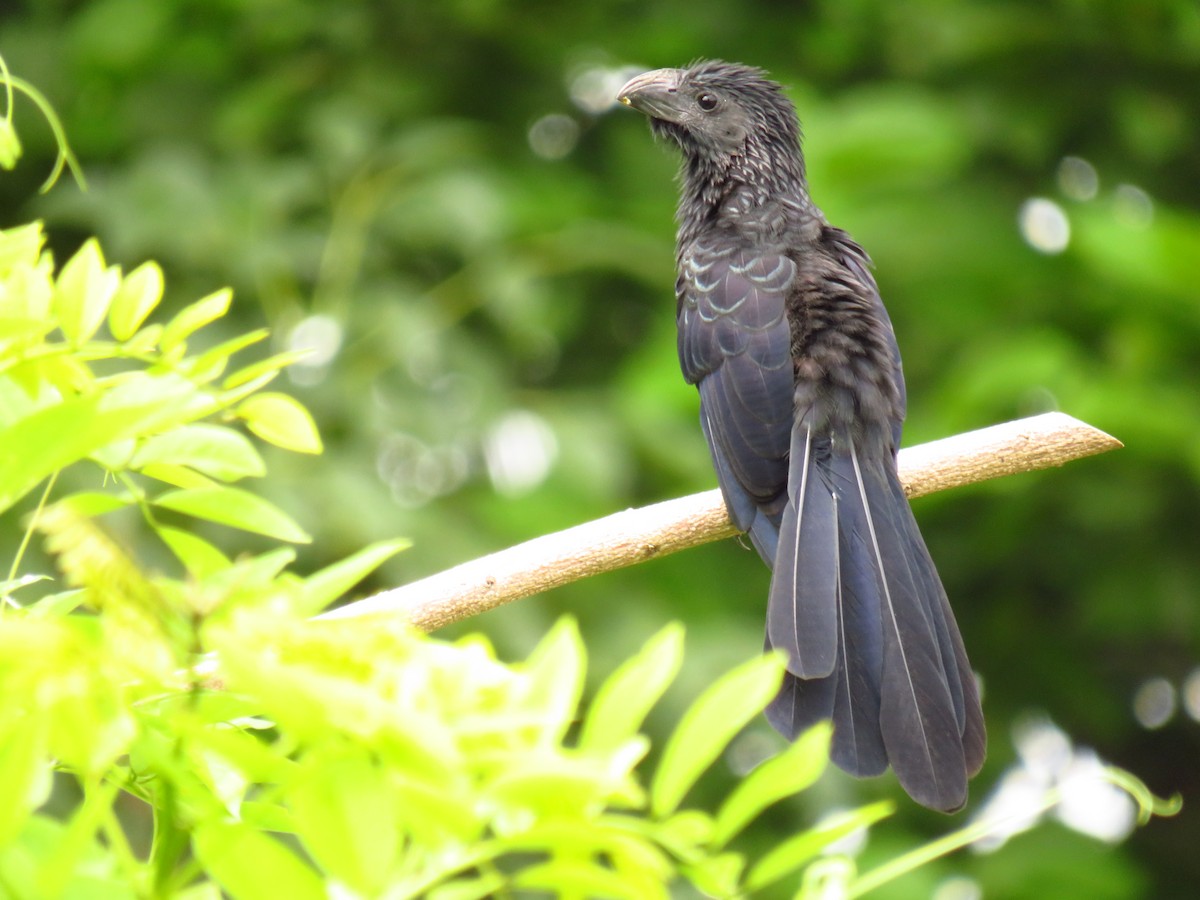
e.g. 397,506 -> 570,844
618,61 -> 985,812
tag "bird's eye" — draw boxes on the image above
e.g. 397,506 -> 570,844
697,92 -> 719,111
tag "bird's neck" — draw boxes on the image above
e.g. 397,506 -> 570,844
676,147 -> 818,247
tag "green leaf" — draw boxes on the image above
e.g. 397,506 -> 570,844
0,573 -> 52,600
185,329 -> 270,383
426,873 -> 507,900
651,652 -> 785,817
486,753 -> 632,820
712,722 -> 832,846
0,222 -> 44,275
744,801 -> 893,892
108,260 -> 163,341
132,424 -> 266,482
521,617 -> 586,745
25,589 -> 85,617
157,525 -> 230,577
139,463 -> 217,489
579,622 -> 683,753
237,392 -> 323,454
290,749 -> 399,896
160,288 -> 231,354
54,238 -> 119,345
390,777 -> 482,844
153,486 -> 311,543
0,720 -> 50,844
0,118 -> 20,170
513,859 -> 643,900
221,350 -> 307,390
684,852 -> 745,899
54,491 -> 133,517
652,809 -> 714,858
193,821 -> 325,900
0,374 -> 196,513
297,538 -> 411,616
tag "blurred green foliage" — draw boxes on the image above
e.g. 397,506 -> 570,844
1,0 -> 1198,896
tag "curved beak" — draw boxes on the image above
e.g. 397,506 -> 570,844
617,68 -> 686,121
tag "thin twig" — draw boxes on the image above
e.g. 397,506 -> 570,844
322,412 -> 1120,630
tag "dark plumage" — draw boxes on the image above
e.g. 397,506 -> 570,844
619,61 -> 985,811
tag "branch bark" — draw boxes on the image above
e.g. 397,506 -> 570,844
322,412 -> 1120,630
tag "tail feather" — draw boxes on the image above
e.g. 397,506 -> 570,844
767,422 -> 837,678
765,425 -> 984,812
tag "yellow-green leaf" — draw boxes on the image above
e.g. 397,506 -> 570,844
297,538 -> 410,616
0,118 -> 21,170
160,287 -> 231,354
712,722 -> 831,846
153,486 -> 310,543
579,623 -> 683,753
194,821 -> 325,900
157,525 -> 230,577
745,801 -> 893,891
133,424 -> 265,482
54,238 -> 120,345
238,393 -> 322,454
651,652 -> 785,817
108,260 -> 163,340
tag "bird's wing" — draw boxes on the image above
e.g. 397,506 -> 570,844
677,240 -> 796,561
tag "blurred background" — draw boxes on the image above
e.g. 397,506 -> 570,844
2,0 -> 1198,896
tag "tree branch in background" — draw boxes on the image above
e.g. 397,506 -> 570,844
323,412 -> 1121,630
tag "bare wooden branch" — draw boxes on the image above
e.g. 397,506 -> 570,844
321,412 -> 1120,630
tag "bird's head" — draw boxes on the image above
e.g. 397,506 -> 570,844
617,60 -> 802,171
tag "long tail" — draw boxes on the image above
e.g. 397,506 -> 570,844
764,423 -> 985,812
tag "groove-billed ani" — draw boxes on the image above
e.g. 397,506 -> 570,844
618,61 -> 985,811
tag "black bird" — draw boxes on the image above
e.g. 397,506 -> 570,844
618,61 -> 985,811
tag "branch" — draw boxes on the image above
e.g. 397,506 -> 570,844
322,412 -> 1120,630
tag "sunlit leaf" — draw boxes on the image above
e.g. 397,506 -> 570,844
222,350 -> 308,391
153,486 -> 310,543
139,463 -> 217,489
237,392 -> 322,454
521,616 -> 586,745
684,851 -> 745,899
133,424 -> 265,482
194,821 -> 325,900
185,329 -> 270,383
0,375 -> 196,513
160,288 -> 231,355
108,260 -> 163,341
0,222 -> 45,274
513,859 -> 643,900
0,719 -> 51,844
426,873 -> 507,900
579,622 -> 683,753
296,538 -> 410,616
54,238 -> 119,345
291,749 -> 398,896
712,722 -> 832,846
650,652 -> 785,817
157,525 -> 230,577
745,801 -> 893,891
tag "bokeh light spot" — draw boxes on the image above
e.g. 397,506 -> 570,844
1019,197 -> 1070,254
1114,183 -> 1154,228
287,314 -> 343,385
1132,676 -> 1176,729
933,876 -> 982,900
528,113 -> 580,160
1182,667 -> 1200,722
1057,156 -> 1099,201
484,410 -> 558,496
